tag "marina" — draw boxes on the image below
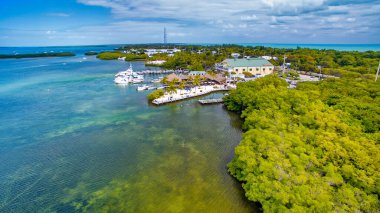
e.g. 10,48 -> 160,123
136,85 -> 161,91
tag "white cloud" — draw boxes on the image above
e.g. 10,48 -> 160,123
3,0 -> 379,46
222,23 -> 235,29
239,24 -> 248,29
261,0 -> 326,14
168,32 -> 187,37
46,30 -> 57,35
241,15 -> 257,21
262,0 -> 325,8
327,16 -> 340,22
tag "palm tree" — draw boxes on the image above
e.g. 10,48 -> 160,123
171,78 -> 179,94
201,76 -> 207,90
187,75 -> 193,86
178,80 -> 185,95
161,76 -> 168,85
167,81 -> 177,94
193,75 -> 201,93
172,77 -> 179,85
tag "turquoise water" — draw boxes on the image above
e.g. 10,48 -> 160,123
1,43 -> 379,55
238,43 -> 380,51
0,54 -> 257,212
180,43 -> 380,51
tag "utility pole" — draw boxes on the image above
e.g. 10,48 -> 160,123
164,27 -> 167,45
376,60 -> 380,82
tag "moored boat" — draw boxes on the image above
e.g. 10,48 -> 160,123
114,64 -> 144,84
114,76 -> 129,84
137,85 -> 149,91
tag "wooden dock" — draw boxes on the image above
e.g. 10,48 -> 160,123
152,86 -> 230,105
136,70 -> 189,75
198,98 -> 224,104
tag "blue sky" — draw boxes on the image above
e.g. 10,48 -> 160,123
0,0 -> 379,46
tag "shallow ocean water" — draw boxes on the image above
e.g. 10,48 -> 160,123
0,53 -> 257,212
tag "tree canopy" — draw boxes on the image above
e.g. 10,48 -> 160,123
95,44 -> 380,79
224,75 -> 380,212
147,89 -> 165,101
96,51 -> 148,61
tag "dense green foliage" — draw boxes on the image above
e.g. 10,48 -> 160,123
0,52 -> 75,59
115,44 -> 380,77
150,51 -> 225,70
243,71 -> 253,77
96,51 -> 148,61
224,75 -> 380,212
147,89 -> 165,101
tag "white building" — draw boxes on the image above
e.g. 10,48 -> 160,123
231,53 -> 240,58
222,58 -> 274,76
145,60 -> 166,65
261,56 -> 278,60
144,48 -> 181,57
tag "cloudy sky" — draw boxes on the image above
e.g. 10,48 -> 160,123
0,0 -> 379,46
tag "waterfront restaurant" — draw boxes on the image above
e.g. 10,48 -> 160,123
221,58 -> 274,76
165,73 -> 226,85
188,71 -> 206,76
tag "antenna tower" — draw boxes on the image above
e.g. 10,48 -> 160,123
164,27 -> 167,45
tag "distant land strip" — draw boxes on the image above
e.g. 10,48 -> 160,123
0,52 -> 75,59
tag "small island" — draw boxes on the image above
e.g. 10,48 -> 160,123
96,51 -> 148,61
0,52 -> 75,59
84,51 -> 98,56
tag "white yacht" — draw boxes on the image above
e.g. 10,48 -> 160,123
115,64 -> 133,77
130,72 -> 144,84
114,76 -> 129,84
114,73 -> 129,84
114,64 -> 144,84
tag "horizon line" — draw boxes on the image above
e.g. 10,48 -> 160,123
1,42 -> 380,48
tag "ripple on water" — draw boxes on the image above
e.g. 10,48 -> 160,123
0,58 -> 258,212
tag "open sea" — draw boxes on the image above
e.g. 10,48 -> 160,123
1,43 -> 379,55
238,43 -> 380,51
0,46 -> 258,212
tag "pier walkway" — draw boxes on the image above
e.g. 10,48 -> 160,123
152,85 -> 230,105
198,98 -> 224,104
136,70 -> 189,75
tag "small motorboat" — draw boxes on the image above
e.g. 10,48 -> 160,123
137,85 -> 149,91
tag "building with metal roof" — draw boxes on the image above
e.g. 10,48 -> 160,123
188,71 -> 206,76
221,58 -> 274,76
